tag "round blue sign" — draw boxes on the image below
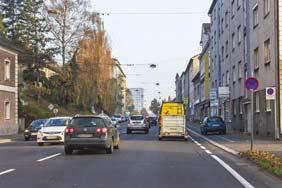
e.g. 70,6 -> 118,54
245,77 -> 259,91
267,88 -> 274,95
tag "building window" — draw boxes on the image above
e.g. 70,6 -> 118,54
238,61 -> 242,79
214,31 -> 216,45
226,71 -> 230,86
264,39 -> 271,64
239,100 -> 243,115
232,33 -> 236,51
4,100 -> 11,120
226,40 -> 229,57
233,100 -> 237,116
221,18 -> 224,33
232,66 -> 236,83
254,47 -> 259,70
255,92 -> 260,112
222,46 -> 224,61
266,100 -> 271,112
4,60 -> 11,81
225,11 -> 228,27
253,5 -> 259,28
264,0 -> 270,17
231,0 -> 235,18
237,0 -> 242,9
245,69 -> 248,97
222,74 -> 225,86
237,25 -> 242,45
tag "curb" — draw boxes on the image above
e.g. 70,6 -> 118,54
0,139 -> 13,144
188,128 -> 239,156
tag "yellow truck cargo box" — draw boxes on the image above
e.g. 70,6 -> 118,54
160,102 -> 184,116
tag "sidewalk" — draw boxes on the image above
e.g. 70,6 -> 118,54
0,134 -> 23,144
188,122 -> 282,158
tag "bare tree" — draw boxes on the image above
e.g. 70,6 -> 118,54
44,0 -> 91,65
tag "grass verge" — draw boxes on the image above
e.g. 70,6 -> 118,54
240,150 -> 282,178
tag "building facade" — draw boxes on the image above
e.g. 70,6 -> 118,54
113,59 -> 126,114
0,39 -> 19,135
129,88 -> 144,112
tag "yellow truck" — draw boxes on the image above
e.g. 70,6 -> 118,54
158,102 -> 188,141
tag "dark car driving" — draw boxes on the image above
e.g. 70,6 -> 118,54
24,119 -> 48,141
200,117 -> 226,135
64,115 -> 120,155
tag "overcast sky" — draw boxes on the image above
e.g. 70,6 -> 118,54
91,0 -> 211,108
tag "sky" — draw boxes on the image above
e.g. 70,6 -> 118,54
90,0 -> 211,108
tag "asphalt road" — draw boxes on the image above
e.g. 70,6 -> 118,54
0,125 -> 281,188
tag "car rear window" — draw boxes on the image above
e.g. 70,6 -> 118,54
114,115 -> 121,118
71,117 -> 105,127
30,120 -> 44,127
130,116 -> 144,120
208,117 -> 223,122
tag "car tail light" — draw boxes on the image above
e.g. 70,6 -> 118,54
96,128 -> 108,134
66,127 -> 74,134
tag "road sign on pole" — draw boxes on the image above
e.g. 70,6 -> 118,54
245,77 -> 259,151
266,87 -> 276,100
245,77 -> 259,92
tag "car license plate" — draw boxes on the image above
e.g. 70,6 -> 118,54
77,134 -> 93,138
213,124 -> 220,127
31,133 -> 37,136
46,136 -> 58,140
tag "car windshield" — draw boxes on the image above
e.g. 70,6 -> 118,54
71,117 -> 105,127
130,116 -> 144,120
113,115 -> 121,118
208,117 -> 223,122
44,118 -> 68,127
30,120 -> 45,127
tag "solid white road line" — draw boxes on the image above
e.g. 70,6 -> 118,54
0,169 -> 15,176
188,128 -> 239,155
211,155 -> 254,188
36,153 -> 62,162
216,135 -> 235,143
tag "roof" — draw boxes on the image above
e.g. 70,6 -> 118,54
0,37 -> 22,53
49,117 -> 72,119
113,58 -> 126,78
185,55 -> 199,72
208,0 -> 218,15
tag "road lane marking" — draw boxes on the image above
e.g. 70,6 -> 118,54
36,153 -> 62,162
211,155 -> 254,188
204,150 -> 212,155
188,128 -> 239,155
200,146 -> 206,150
216,135 -> 235,143
0,169 -> 15,176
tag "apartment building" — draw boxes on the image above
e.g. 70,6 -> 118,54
0,38 -> 19,135
129,88 -> 144,112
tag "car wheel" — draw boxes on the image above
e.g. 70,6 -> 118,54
222,130 -> 226,135
64,146 -> 73,155
114,141 -> 120,149
145,130 -> 149,134
184,137 -> 188,141
24,137 -> 30,141
158,137 -> 162,141
106,139 -> 114,154
126,129 -> 131,134
37,142 -> 44,146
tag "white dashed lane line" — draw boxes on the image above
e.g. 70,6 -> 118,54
190,136 -> 254,188
36,153 -> 62,162
0,169 -> 16,176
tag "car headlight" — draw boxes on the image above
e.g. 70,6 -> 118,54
24,129 -> 30,133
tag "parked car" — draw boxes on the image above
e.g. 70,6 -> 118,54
113,115 -> 122,123
200,117 -> 226,135
24,119 -> 48,141
111,117 -> 118,125
127,115 -> 149,134
37,117 -> 71,146
64,115 -> 120,155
